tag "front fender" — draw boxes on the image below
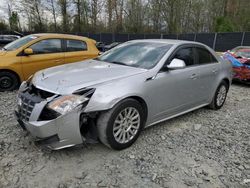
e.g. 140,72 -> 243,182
84,79 -> 146,112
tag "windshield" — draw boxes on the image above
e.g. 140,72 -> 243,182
97,42 -> 172,69
235,50 -> 250,58
3,35 -> 39,51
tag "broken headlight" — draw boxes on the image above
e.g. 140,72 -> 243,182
48,95 -> 89,115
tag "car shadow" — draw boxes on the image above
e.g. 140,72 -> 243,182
232,80 -> 250,88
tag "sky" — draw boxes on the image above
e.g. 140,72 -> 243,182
0,0 -> 8,21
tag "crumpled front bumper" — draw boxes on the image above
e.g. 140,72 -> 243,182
15,94 -> 85,150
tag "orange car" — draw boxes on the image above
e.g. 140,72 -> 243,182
0,33 -> 99,91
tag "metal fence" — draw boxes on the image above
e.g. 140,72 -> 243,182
1,31 -> 250,51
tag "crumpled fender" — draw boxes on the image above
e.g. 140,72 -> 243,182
83,73 -> 149,113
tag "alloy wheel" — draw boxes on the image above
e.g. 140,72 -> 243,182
113,107 -> 141,144
216,85 -> 227,106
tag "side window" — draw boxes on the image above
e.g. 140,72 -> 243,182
66,40 -> 87,52
172,47 -> 195,66
196,47 -> 217,64
29,39 -> 62,54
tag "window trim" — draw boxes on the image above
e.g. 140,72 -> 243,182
160,44 -> 197,72
23,38 -> 63,56
160,44 -> 218,72
64,39 -> 88,52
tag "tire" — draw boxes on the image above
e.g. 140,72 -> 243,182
0,71 -> 19,92
97,98 -> 146,150
209,80 -> 229,110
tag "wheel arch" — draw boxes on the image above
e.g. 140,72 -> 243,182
0,69 -> 21,85
129,96 -> 148,119
222,78 -> 230,90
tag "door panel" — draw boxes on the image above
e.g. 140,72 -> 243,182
198,63 -> 220,101
64,51 -> 91,63
147,66 -> 201,122
195,47 -> 220,101
64,39 -> 91,63
21,38 -> 64,80
21,53 -> 64,80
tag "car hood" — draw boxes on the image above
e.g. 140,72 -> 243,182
32,60 -> 147,94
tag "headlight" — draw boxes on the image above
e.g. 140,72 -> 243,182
48,95 -> 89,115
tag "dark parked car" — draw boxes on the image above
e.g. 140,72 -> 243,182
0,35 -> 20,45
104,42 -> 122,51
96,42 -> 106,52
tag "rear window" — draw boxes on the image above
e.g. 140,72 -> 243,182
66,40 -> 87,52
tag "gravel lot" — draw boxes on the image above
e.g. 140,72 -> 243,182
0,83 -> 249,188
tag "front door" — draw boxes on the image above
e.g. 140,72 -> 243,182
21,39 -> 64,80
147,47 -> 202,122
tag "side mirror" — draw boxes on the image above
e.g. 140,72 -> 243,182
167,58 -> 186,70
24,48 -> 33,55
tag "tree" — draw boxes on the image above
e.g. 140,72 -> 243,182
58,0 -> 69,32
0,20 -> 8,31
9,11 -> 20,31
1,0 -> 250,34
46,0 -> 58,31
215,17 -> 234,32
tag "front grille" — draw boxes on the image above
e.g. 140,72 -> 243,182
19,95 -> 36,122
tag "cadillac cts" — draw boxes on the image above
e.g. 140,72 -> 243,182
15,40 -> 232,150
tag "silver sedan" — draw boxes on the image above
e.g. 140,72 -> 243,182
15,40 -> 232,150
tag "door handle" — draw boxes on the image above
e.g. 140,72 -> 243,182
190,74 -> 197,80
212,69 -> 218,74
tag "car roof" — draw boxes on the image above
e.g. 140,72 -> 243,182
232,46 -> 250,49
32,33 -> 92,41
237,48 -> 250,52
129,39 -> 204,46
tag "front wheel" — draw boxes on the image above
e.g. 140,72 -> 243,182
0,71 -> 19,92
209,80 -> 229,110
97,98 -> 145,150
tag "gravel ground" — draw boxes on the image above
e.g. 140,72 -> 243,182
0,83 -> 249,188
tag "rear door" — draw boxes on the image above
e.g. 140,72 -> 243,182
194,46 -> 220,101
64,39 -> 90,64
21,39 -> 64,80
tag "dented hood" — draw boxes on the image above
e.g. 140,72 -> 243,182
32,60 -> 147,94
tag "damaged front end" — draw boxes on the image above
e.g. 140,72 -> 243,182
15,81 -> 97,150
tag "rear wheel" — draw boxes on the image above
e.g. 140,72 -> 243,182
0,71 -> 19,92
97,98 -> 145,150
209,80 -> 229,110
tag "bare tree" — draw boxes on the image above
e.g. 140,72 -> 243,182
58,0 -> 69,32
45,0 -> 58,31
